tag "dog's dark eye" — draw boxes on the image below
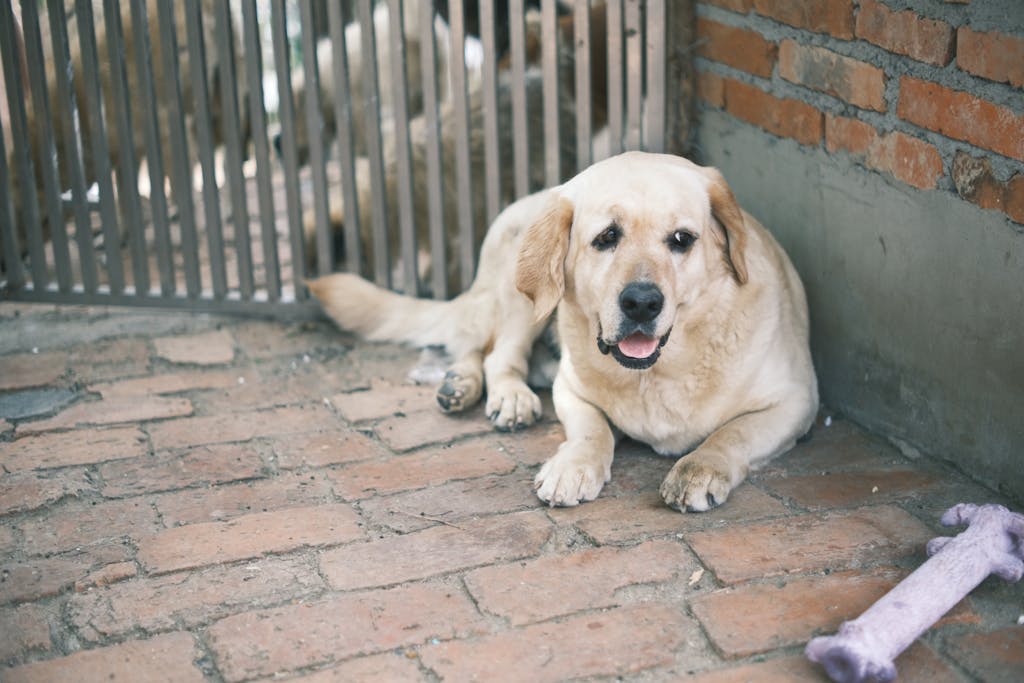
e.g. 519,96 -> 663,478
669,229 -> 696,253
592,224 -> 621,251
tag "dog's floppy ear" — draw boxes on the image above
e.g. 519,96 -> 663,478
515,195 -> 574,321
703,167 -> 749,285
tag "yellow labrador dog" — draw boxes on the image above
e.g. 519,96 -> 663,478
310,151 -> 818,512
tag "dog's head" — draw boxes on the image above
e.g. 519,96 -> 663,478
515,152 -> 749,370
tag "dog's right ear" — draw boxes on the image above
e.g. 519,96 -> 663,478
515,195 -> 574,322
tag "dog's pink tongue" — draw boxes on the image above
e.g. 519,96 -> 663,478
618,333 -> 659,359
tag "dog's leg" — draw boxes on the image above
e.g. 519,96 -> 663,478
483,323 -> 544,431
436,350 -> 484,414
534,375 -> 616,506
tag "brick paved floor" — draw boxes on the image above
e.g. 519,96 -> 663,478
1,302 -> 1022,682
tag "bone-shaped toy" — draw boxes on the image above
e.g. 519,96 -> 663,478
805,503 -> 1024,683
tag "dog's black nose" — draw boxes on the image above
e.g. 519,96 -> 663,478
619,282 -> 664,323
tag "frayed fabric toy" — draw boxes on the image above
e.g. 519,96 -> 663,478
805,503 -> 1024,683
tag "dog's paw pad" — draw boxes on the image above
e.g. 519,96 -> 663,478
435,371 -> 482,413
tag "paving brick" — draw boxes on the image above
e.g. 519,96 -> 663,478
0,387 -> 77,420
751,0 -> 854,39
723,78 -> 823,146
0,603 -> 52,661
98,443 -> 265,498
691,568 -> 976,659
0,468 -> 94,515
329,382 -> 437,423
153,470 -> 336,526
779,41 -> 885,111
761,468 -> 940,509
0,351 -> 67,391
466,539 -> 692,625
272,428 -> 385,468
89,369 -> 241,398
193,364 -> 344,413
898,77 -> 1024,162
327,438 -> 516,499
1,632 -> 205,683
69,555 -> 324,641
147,404 -> 336,450
230,319 -> 340,360
0,418 -> 10,434
359,472 -> 539,533
68,338 -> 151,383
0,542 -> 132,604
17,396 -> 193,435
137,503 -> 363,574
372,406 -> 494,451
558,486 -> 789,544
497,420 -> 566,466
696,18 -> 777,78
945,626 -> 1024,683
257,653 -> 426,683
957,27 -> 1024,88
684,505 -> 933,584
154,329 -> 235,365
855,0 -> 955,66
74,561 -> 138,592
208,584 -> 486,682
420,604 -> 693,682
1,426 -> 148,472
19,497 -> 160,555
320,510 -> 551,590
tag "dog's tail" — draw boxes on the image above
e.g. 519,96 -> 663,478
307,273 -> 489,355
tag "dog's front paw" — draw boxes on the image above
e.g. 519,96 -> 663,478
486,381 -> 542,431
436,370 -> 482,413
660,452 -> 734,513
534,447 -> 610,507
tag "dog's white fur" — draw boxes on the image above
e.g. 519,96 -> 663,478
310,152 -> 818,512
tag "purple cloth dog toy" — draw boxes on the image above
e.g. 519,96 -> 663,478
805,503 -> 1024,683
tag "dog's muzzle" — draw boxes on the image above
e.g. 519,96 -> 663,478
598,281 -> 672,369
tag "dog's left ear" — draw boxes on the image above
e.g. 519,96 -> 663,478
703,167 -> 749,285
515,195 -> 574,322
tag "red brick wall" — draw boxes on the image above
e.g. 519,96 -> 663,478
695,0 -> 1024,224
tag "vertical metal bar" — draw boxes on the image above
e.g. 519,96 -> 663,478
606,0 -> 623,156
508,0 -> 529,198
215,1 -> 254,299
385,0 -> 418,295
326,1 -> 362,279
1,1 -> 47,289
418,0 -> 446,300
644,0 -> 666,152
156,0 -> 202,298
541,0 -> 559,187
184,0 -> 226,299
624,0 -> 642,151
130,0 -> 175,296
574,0 -> 592,171
102,0 -> 149,295
0,107 -> 25,289
479,0 -> 501,224
241,0 -> 279,301
45,0 -> 98,293
298,0 -> 332,277
74,0 -> 125,293
447,0 -> 475,290
356,0 -> 390,289
20,0 -> 72,291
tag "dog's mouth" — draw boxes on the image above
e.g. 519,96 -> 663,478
597,328 -> 672,370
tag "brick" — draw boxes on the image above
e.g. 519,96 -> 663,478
208,584 -> 486,682
684,505 -> 933,584
98,443 -> 264,498
696,18 -> 777,78
751,0 -> 854,39
778,40 -> 886,111
68,338 -> 150,383
0,604 -> 52,662
74,561 -> 137,591
137,503 -> 364,574
945,626 -> 1024,682
723,78 -> 823,146
16,396 -> 193,435
497,420 -> 565,466
1,426 -> 148,471
951,150 -> 1024,224
698,69 -> 726,108
825,113 -> 879,156
329,382 -> 436,423
147,404 -> 336,450
272,428 -> 384,468
69,555 -> 324,641
320,510 -> 551,590
421,604 -> 693,682
89,369 -> 241,398
466,539 -> 690,625
0,542 -> 132,604
263,653 -> 425,683
855,0 -> 955,66
327,438 -> 516,499
762,468 -> 939,509
0,387 -> 76,420
153,329 -> 235,365
2,632 -> 205,683
957,27 -> 1024,87
825,116 -> 944,190
0,468 -> 94,515
373,406 -> 495,451
195,364 -> 344,413
559,486 -> 789,544
19,497 -> 160,555
703,0 -> 754,13
153,470 -> 336,525
691,568 -> 976,658
898,77 -> 1024,161
0,351 -> 66,391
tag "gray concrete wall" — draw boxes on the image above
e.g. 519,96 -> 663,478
697,112 -> 1024,502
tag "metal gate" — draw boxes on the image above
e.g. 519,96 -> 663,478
0,0 -> 690,315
